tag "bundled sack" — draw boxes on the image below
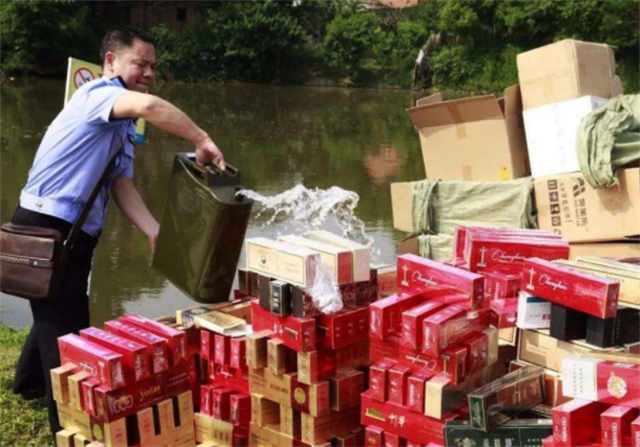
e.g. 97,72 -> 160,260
391,177 -> 536,235
577,94 -> 640,188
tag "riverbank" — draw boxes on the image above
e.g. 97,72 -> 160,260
0,324 -> 53,447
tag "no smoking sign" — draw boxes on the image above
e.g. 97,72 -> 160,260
74,68 -> 95,88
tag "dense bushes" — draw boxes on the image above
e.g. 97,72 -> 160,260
1,0 -> 638,93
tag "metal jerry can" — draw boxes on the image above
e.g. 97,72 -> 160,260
153,153 -> 253,303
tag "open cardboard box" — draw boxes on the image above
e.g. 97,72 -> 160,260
406,85 -> 529,182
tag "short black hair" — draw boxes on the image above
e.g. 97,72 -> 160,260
100,27 -> 155,65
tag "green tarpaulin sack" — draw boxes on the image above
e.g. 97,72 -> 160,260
411,177 -> 536,236
577,94 -> 640,189
417,234 -> 455,262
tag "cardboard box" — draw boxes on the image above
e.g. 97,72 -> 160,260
55,430 -> 76,447
279,405 -> 301,438
306,230 -> 371,283
194,412 -> 235,447
468,365 -> 545,431
58,334 -> 125,391
517,39 -> 620,110
278,235 -> 354,284
570,242 -> 640,260
51,364 -> 77,404
552,399 -> 608,447
535,169 -> 640,242
406,85 -> 528,181
267,338 -> 286,376
246,238 -> 320,288
524,96 -> 608,178
518,329 -> 622,372
246,329 -> 270,369
523,257 -> 620,319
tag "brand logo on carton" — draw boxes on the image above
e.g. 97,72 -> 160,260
412,271 -> 438,287
113,395 -> 134,413
607,373 -> 628,399
539,274 -> 568,291
491,250 -> 526,265
561,417 -> 568,443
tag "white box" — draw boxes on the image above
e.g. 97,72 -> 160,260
306,230 -> 371,282
523,95 -> 607,178
516,292 -> 551,329
561,356 -> 602,401
246,237 -> 320,288
278,235 -> 354,284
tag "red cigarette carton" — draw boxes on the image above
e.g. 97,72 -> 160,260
201,330 -> 215,361
371,291 -> 429,340
330,368 -> 363,411
317,306 -> 369,350
384,432 -> 404,447
388,364 -> 411,406
214,334 -> 230,365
94,371 -> 167,422
104,320 -> 169,374
522,258 -> 620,319
200,384 -> 213,415
406,369 -> 434,413
484,271 -> 522,300
422,306 -> 488,357
119,314 -> 186,365
441,344 -> 468,385
401,301 -> 446,350
552,399 -> 608,447
212,387 -> 236,421
461,332 -> 488,376
58,334 -> 126,390
250,301 -> 316,352
230,393 -> 251,426
79,327 -> 150,383
370,358 -> 397,402
632,416 -> 640,447
397,254 -> 485,309
489,300 -> 518,329
601,406 -> 638,447
361,390 -> 455,445
81,378 -> 98,417
230,337 -> 247,370
454,226 -> 560,260
365,426 -> 384,447
208,363 -> 249,395
467,237 -> 569,274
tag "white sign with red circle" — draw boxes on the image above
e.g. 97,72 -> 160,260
74,68 -> 95,88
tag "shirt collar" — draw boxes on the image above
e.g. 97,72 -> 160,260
104,75 -> 129,90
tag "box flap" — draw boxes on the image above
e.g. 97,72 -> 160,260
416,92 -> 443,107
503,85 -> 523,117
407,95 -> 504,129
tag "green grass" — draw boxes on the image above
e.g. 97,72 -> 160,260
0,324 -> 54,447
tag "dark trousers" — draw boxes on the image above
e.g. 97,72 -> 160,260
11,207 -> 98,437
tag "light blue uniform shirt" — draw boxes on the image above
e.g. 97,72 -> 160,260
20,76 -> 136,237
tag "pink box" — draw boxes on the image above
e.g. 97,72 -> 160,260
406,369 -> 434,413
397,254 -> 485,309
230,337 -> 246,370
80,327 -> 150,383
81,378 -> 99,417
119,314 -> 186,365
484,271 -> 522,300
58,334 -> 125,390
370,358 -> 397,402
104,320 -> 169,374
522,257 -> 619,319
214,334 -> 230,365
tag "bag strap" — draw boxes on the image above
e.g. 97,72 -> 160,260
63,146 -> 123,253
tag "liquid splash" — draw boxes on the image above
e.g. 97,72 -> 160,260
239,184 -> 376,252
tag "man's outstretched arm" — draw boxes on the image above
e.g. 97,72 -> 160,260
111,91 -> 226,170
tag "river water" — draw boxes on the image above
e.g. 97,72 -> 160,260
0,80 -> 425,328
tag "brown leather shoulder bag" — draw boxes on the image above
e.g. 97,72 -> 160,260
0,149 -> 121,301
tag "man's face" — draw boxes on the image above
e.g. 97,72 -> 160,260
105,38 -> 156,93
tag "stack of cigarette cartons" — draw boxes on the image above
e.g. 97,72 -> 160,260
241,231 -> 375,446
540,354 -> 640,447
52,315 -> 196,447
173,298 -> 253,447
517,39 -> 640,256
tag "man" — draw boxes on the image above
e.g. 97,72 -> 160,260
11,27 -> 224,435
